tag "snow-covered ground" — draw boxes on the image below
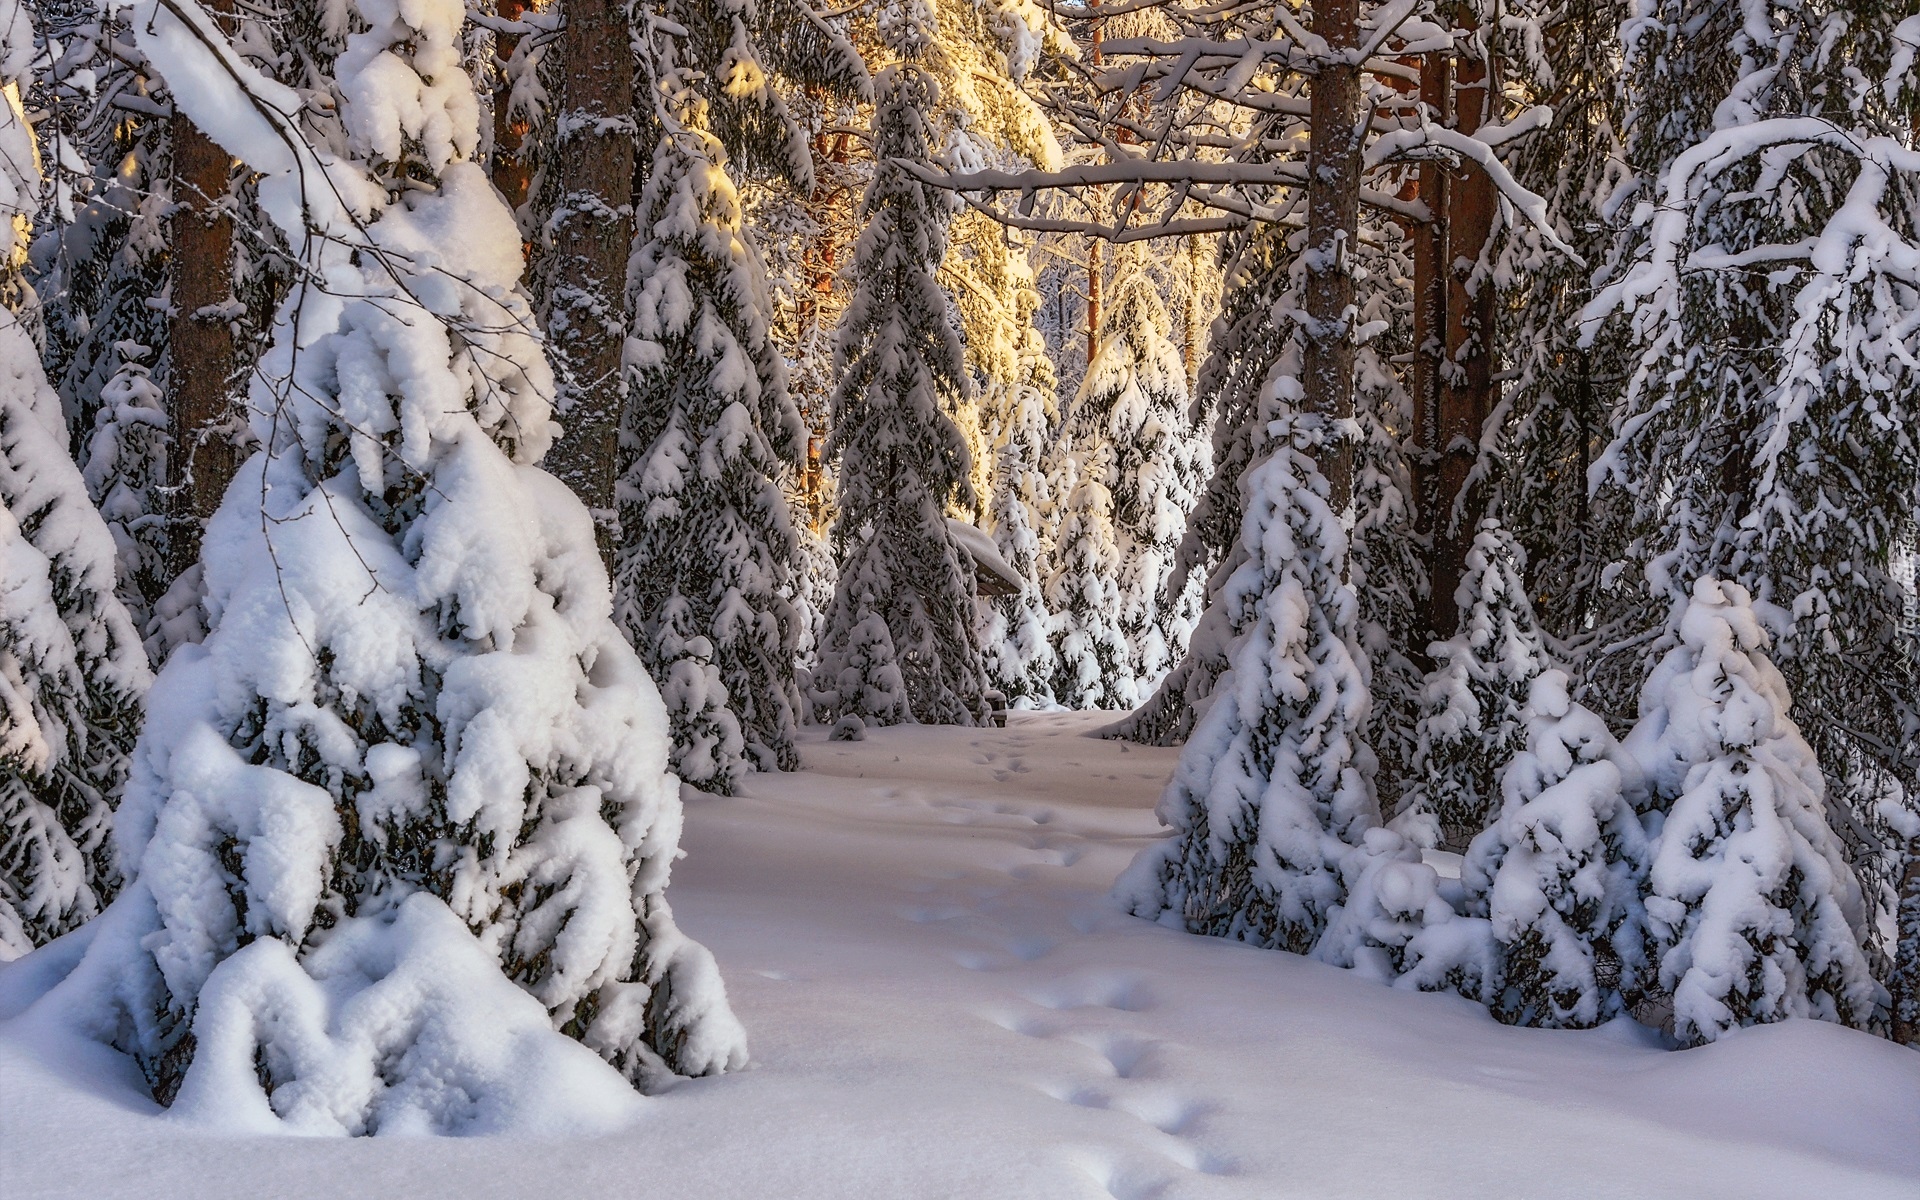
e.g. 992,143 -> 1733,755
5,712 -> 1919,1199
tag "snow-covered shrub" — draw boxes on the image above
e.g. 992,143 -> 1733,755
1111,228 -> 1291,747
0,0 -> 152,960
82,342 -> 173,633
30,0 -> 744,1126
817,599 -> 909,733
1403,519 -> 1550,849
1315,828 -> 1487,992
618,63 -> 808,792
816,12 -> 987,727
1461,670 -> 1651,1029
978,258 -> 1061,709
1118,417 -> 1377,953
1046,449 -> 1132,710
1063,258 -> 1207,699
1625,578 -> 1880,1044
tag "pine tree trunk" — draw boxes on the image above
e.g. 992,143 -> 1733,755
1300,0 -> 1365,509
1429,35 -> 1497,635
538,0 -> 635,563
167,95 -> 238,572
490,0 -> 534,212
1411,50 -> 1451,645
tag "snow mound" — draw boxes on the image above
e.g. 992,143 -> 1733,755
169,894 -> 648,1136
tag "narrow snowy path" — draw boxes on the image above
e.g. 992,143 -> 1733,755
5,712 -> 1920,1199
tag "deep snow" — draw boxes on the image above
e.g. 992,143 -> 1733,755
4,712 -> 1918,1198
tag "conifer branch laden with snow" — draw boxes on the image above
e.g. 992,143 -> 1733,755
25,0 -> 744,1128
0,0 -> 152,960
616,43 -> 809,793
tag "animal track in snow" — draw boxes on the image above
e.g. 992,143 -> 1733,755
946,934 -> 1057,971
899,904 -> 971,924
1025,971 -> 1156,1014
1064,1030 -> 1159,1079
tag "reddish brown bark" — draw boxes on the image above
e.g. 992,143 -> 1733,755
1411,51 -> 1452,644
1087,0 -> 1103,366
168,18 -> 239,570
1300,0 -> 1365,509
1428,32 -> 1498,638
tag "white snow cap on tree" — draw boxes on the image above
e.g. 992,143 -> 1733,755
1117,415 -> 1377,953
1402,518 -> 1551,850
1625,578 -> 1881,1044
23,0 -> 743,1131
0,0 -> 152,960
1461,670 -> 1652,1029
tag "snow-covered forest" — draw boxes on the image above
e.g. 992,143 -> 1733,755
0,0 -> 1917,1189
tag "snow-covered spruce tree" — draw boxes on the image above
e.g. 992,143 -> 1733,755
1460,669 -> 1651,1028
1111,224 -> 1293,746
0,0 -> 151,960
1402,518 -> 1551,850
37,0 -> 745,1126
1624,578 -> 1879,1045
1584,0 -> 1920,878
616,58 -> 808,792
1117,416 -> 1377,952
1066,254 -> 1207,697
1046,447 -> 1132,710
978,255 -> 1061,708
815,0 -> 987,729
81,341 -> 172,629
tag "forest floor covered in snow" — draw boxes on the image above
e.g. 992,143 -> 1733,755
5,711 -> 1920,1199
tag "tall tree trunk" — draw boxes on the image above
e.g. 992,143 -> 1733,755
1300,0 -> 1365,509
1429,24 -> 1498,637
168,5 -> 239,574
538,0 -> 635,564
491,0 -> 535,213
1411,49 -> 1451,646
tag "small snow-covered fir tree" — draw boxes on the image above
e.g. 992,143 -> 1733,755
81,342 -> 172,632
979,268 -> 1061,707
815,0 -> 987,728
1118,416 -> 1377,953
0,0 -> 151,959
1066,257 -> 1207,697
1585,0 -> 1920,940
1403,519 -> 1550,849
617,57 -> 808,792
1046,449 -> 1131,710
1625,578 -> 1880,1044
1114,226 -> 1293,746
41,0 -> 744,1126
1461,669 -> 1651,1029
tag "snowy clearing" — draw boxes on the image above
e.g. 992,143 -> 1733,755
5,712 -> 1918,1200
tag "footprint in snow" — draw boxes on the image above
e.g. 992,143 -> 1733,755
1025,972 -> 1156,1014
